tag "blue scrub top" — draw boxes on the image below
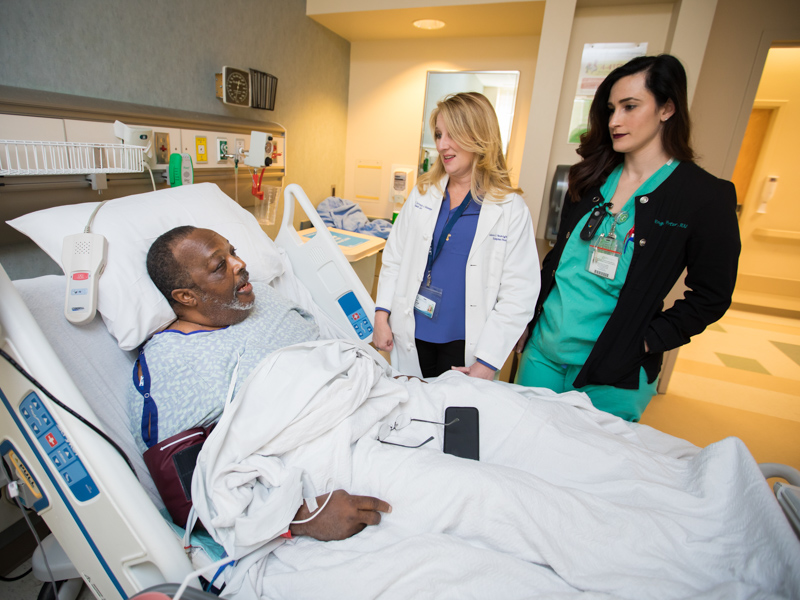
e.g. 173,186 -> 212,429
414,191 -> 481,344
533,160 -> 679,366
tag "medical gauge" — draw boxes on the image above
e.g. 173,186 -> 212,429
221,66 -> 251,107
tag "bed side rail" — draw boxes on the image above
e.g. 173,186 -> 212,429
0,266 -> 194,599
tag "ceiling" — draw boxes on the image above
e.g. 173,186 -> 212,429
308,1 -> 546,42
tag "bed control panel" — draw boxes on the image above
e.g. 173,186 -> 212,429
337,291 -> 373,340
19,392 -> 99,502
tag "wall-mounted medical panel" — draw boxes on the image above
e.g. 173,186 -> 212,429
179,128 -> 285,173
1,114 -> 283,174
181,128 -> 246,169
268,134 -> 285,170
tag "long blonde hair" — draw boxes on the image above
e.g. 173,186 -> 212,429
417,91 -> 522,202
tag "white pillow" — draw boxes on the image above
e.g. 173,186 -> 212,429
8,183 -> 285,351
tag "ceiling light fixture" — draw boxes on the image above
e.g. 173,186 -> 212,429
413,19 -> 446,30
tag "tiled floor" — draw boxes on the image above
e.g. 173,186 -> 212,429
641,308 -> 800,471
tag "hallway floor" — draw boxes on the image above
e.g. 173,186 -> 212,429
640,308 -> 800,471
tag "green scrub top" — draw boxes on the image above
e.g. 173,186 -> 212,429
533,159 -> 679,366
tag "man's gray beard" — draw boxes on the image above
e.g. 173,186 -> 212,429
222,296 -> 255,311
198,292 -> 255,312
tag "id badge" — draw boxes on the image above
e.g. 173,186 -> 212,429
586,234 -> 620,280
414,284 -> 443,319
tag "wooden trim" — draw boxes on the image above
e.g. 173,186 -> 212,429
753,228 -> 800,242
0,85 -> 284,135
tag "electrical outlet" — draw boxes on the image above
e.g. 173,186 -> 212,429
195,136 -> 208,163
217,138 -> 228,163
234,138 -> 245,160
155,132 -> 170,164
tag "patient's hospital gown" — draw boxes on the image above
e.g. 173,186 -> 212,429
127,282 -> 319,452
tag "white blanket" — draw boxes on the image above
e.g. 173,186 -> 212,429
193,340 -> 800,600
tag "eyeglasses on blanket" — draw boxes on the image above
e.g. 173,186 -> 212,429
377,415 -> 460,448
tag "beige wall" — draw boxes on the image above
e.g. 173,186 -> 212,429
736,48 -> 800,284
691,0 -> 800,177
534,3 -> 675,236
343,36 -> 538,217
688,0 -> 800,302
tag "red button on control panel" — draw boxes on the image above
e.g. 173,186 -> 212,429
72,273 -> 89,281
46,433 -> 58,447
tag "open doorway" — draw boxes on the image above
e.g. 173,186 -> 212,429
730,45 -> 800,316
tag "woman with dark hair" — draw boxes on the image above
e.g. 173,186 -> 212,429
515,54 -> 740,421
374,92 -> 539,379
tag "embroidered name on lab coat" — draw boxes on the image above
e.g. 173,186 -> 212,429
490,234 -> 508,242
654,219 -> 688,229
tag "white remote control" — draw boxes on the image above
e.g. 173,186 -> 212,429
61,232 -> 108,325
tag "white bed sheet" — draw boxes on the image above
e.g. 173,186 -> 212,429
194,339 -> 800,600
12,275 -> 800,600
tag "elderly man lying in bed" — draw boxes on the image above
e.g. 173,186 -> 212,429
128,226 -> 799,600
129,225 -> 388,542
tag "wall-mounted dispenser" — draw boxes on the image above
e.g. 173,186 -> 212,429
113,121 -> 154,168
390,165 -> 415,222
545,165 -> 571,241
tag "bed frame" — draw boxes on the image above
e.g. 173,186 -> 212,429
0,183 -> 378,599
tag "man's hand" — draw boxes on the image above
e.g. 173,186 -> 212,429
451,362 -> 495,380
372,311 -> 394,352
289,490 -> 391,542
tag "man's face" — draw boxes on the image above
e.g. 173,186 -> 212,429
172,229 -> 256,326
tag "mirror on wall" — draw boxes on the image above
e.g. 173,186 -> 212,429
419,70 -> 520,175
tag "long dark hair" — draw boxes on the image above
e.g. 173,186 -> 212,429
567,54 -> 695,202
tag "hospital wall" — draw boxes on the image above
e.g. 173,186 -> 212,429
342,35 -> 539,218
535,2 -> 675,238
690,0 -> 800,309
731,48 -> 800,296
0,0 -> 351,216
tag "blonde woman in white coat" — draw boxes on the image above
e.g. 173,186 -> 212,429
374,92 -> 540,380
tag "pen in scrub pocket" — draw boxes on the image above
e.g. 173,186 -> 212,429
624,226 -> 635,253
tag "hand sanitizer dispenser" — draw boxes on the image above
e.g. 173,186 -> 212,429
391,165 -> 415,223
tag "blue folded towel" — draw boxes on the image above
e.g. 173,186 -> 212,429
315,196 -> 393,239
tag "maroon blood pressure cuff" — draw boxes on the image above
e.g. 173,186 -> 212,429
143,426 -> 214,526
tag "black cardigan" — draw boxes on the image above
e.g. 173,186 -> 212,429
533,161 -> 741,389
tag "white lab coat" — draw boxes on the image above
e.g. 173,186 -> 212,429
375,177 -> 540,378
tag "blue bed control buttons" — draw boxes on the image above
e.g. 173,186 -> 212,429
337,291 -> 373,340
19,392 -> 99,502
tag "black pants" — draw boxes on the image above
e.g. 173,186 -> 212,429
415,339 -> 466,378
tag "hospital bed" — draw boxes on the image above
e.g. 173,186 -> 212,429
1,182 -> 799,600
0,182 -> 375,599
